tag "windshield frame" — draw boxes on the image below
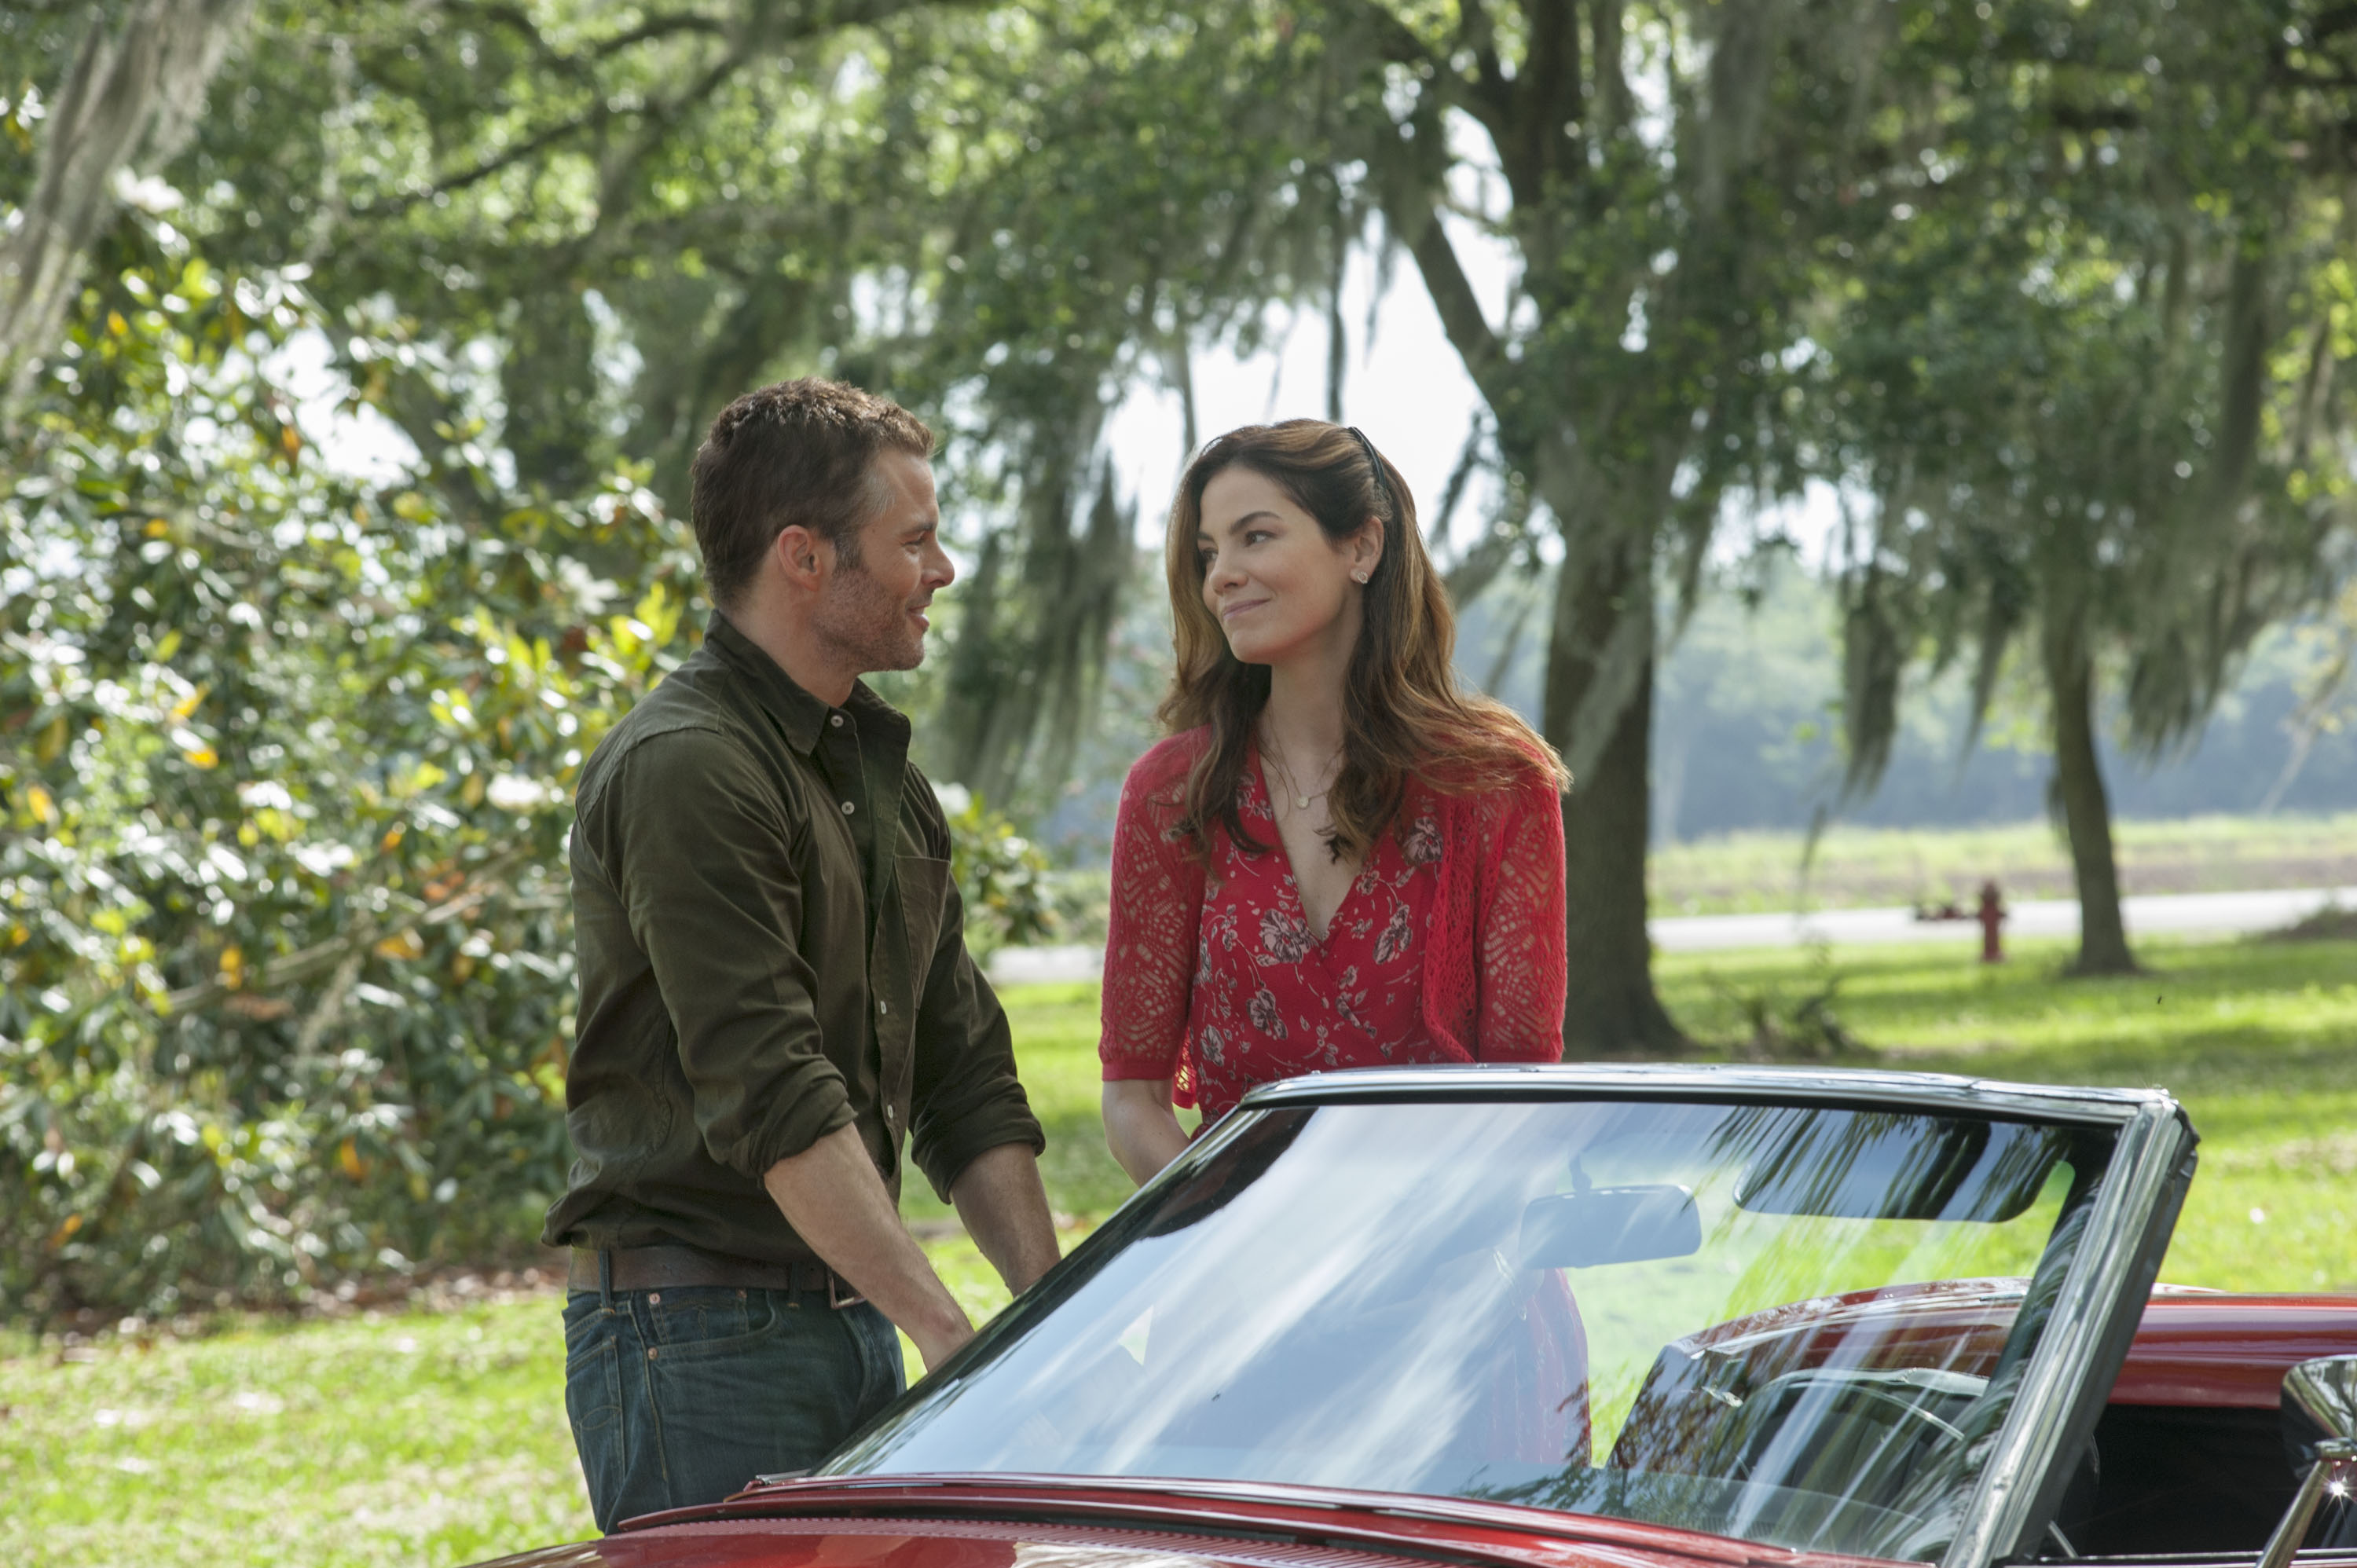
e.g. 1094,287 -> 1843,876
824,1065 -> 2198,1568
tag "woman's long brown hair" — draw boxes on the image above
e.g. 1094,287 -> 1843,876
1160,419 -> 1569,869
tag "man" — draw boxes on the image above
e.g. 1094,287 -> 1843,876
544,378 -> 1061,1532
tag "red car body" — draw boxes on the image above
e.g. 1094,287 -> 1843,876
483,1288 -> 2357,1568
2114,1291 -> 2357,1410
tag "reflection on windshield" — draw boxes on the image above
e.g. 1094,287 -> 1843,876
827,1099 -> 2110,1562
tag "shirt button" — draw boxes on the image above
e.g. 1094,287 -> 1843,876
840,800 -> 856,815
830,714 -> 844,727
878,999 -> 889,1016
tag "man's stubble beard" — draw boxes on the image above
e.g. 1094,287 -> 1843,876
815,555 -> 926,676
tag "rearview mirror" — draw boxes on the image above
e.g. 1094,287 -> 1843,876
1520,1184 -> 1700,1269
2260,1354 -> 2357,1568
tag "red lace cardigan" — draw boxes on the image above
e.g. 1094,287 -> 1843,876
1099,729 -> 1568,1114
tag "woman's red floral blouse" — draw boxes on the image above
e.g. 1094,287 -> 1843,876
1099,729 -> 1568,1120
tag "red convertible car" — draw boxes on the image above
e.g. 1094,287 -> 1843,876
477,1066 -> 2357,1568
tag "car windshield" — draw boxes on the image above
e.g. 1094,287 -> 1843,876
826,1095 -> 2120,1563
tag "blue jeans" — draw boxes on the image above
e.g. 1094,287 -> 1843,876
563,1283 -> 906,1532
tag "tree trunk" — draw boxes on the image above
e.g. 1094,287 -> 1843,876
1545,539 -> 1688,1057
500,278 -> 600,496
2042,614 -> 2139,976
0,0 -> 252,416
628,274 -> 819,518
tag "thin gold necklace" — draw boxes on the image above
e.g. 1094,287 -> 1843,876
1261,727 -> 1338,812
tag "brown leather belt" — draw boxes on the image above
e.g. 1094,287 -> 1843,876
569,1244 -> 864,1307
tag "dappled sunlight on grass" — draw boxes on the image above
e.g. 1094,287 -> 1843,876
1658,936 -> 2357,1291
6,938 -> 2349,1565
0,1299 -> 591,1568
981,940 -> 2357,1293
0,1233 -> 1038,1567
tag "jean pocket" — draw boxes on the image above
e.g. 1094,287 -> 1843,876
563,1316 -> 631,1530
644,1298 -> 861,1489
564,1306 -> 625,1437
649,1288 -> 785,1362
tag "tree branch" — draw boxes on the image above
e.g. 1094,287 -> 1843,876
355,0 -> 988,218
1499,0 -> 1583,202
1382,186 -> 1517,414
1591,0 -> 1632,138
1452,0 -> 1518,141
430,2 -> 735,69
1342,0 -> 1445,76
428,0 -> 582,77
434,110 -> 617,199
2048,103 -> 2143,131
1444,520 -> 1524,605
592,13 -> 731,57
591,42 -> 750,216
2309,3 -> 2357,40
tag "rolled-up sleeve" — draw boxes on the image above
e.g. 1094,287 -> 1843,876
607,729 -> 854,1178
904,800 -> 1043,1201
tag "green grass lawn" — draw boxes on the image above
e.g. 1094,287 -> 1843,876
1661,935 -> 2357,1289
1651,810 -> 2357,914
0,1297 -> 589,1568
5,933 -> 2353,1566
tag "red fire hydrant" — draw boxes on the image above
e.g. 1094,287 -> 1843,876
1978,880 -> 2006,964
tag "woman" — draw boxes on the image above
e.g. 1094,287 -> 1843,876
1099,419 -> 1572,1185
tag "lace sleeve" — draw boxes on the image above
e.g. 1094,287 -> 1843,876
1099,746 -> 1206,1082
1473,776 -> 1567,1063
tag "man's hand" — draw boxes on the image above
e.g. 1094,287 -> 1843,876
949,1143 -> 1060,1296
763,1125 -> 973,1371
1103,1079 -> 1189,1186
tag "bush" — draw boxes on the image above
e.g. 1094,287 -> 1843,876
2,224 -> 698,1323
935,785 -> 1059,958
0,221 -> 1079,1325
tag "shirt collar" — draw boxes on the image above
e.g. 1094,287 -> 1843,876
705,613 -> 910,753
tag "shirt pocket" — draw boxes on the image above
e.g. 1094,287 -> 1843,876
895,854 -> 954,1002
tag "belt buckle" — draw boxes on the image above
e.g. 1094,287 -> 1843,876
827,1271 -> 865,1310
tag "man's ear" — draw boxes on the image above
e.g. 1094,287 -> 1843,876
771,523 -> 832,593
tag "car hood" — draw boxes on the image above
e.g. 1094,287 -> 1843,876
472,1475 -> 1904,1568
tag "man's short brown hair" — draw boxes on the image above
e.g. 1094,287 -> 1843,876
687,378 -> 935,611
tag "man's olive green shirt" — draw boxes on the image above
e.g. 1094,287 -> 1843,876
542,616 -> 1043,1264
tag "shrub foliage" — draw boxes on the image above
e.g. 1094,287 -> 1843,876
0,217 -> 1050,1324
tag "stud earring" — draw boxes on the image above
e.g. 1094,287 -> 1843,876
1352,570 -> 1369,584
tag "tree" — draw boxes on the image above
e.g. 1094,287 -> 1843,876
152,0 -> 1347,815
861,2 -> 1365,810
173,0 -> 993,507
1823,0 -> 2352,975
1174,0 -> 1924,1051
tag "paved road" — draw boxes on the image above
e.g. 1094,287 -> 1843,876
985,885 -> 2357,984
1650,884 -> 2357,953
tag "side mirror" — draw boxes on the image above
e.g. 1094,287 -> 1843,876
1520,1183 -> 1701,1269
2259,1354 -> 2357,1568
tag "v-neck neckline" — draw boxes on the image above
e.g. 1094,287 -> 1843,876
1249,746 -> 1365,949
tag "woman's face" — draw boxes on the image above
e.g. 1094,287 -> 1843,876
1195,466 -> 1379,668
